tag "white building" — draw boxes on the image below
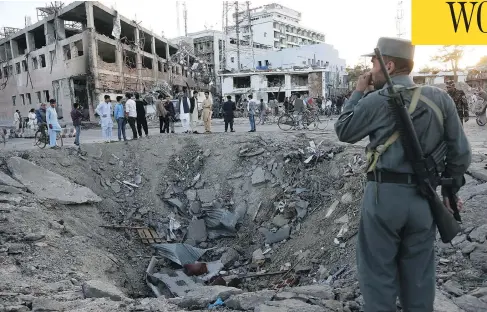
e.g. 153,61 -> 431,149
185,29 -> 272,92
221,69 -> 347,103
411,71 -> 468,85
227,3 -> 325,50
227,43 -> 346,73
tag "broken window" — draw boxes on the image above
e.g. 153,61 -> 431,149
258,61 -> 262,67
142,56 -> 153,69
291,74 -> 308,87
12,96 -> 16,106
64,20 -> 84,38
158,61 -> 162,72
233,76 -> 251,88
16,62 -> 21,74
124,50 -> 137,70
44,90 -> 50,102
231,57 -> 234,63
265,60 -> 269,66
39,54 -> 46,67
120,20 -> 136,45
140,31 -> 151,54
266,74 -> 284,87
32,26 -> 46,50
8,65 -> 13,76
12,34 -> 27,57
72,40 -> 83,57
93,6 -> 115,38
155,39 -> 167,59
0,68 -> 2,79
32,56 -> 38,69
36,91 -> 41,103
97,40 -> 117,70
63,44 -> 71,60
22,60 -> 28,71
26,93 -> 31,105
20,94 -> 25,105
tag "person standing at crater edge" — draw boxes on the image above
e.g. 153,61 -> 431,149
335,37 -> 471,312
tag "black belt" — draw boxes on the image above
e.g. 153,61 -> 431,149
367,171 -> 417,184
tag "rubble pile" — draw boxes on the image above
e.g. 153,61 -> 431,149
1,133 -> 487,311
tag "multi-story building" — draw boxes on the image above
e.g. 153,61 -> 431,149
0,1 -> 200,124
226,43 -> 346,73
221,68 -> 347,103
227,3 -> 325,51
411,71 -> 468,86
185,29 -> 272,93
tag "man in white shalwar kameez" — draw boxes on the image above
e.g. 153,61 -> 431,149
179,91 -> 191,133
46,99 -> 61,149
96,95 -> 114,142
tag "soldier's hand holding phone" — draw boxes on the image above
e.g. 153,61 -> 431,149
356,72 -> 373,92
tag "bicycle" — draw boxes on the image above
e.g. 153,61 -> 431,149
34,124 -> 63,149
277,110 -> 318,131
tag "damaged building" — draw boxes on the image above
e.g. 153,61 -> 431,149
221,69 -> 346,103
0,1 -> 201,123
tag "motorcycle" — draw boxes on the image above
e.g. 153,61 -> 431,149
476,101 -> 487,126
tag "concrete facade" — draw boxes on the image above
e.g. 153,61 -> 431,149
186,29 -> 272,92
227,43 -> 346,73
0,1 -> 200,124
227,3 -> 325,51
220,69 -> 344,103
411,71 -> 468,85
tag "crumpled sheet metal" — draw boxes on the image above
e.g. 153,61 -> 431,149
204,209 -> 238,231
153,243 -> 207,266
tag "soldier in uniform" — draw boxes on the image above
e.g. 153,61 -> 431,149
446,80 -> 469,125
335,37 -> 472,312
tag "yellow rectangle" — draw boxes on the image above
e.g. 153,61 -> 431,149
412,0 -> 487,45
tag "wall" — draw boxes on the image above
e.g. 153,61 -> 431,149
0,31 -> 89,123
221,70 -> 327,101
232,43 -> 346,72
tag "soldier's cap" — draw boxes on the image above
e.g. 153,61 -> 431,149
362,37 -> 415,61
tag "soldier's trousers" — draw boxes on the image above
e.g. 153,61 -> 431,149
357,181 -> 436,312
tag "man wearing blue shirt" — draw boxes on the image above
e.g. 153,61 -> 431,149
114,96 -> 127,141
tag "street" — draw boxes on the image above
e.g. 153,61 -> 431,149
1,118 -> 336,151
3,117 -> 486,153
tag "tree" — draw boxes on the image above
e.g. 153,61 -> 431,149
476,56 -> 487,67
431,45 -> 464,82
345,64 -> 369,86
418,66 -> 441,74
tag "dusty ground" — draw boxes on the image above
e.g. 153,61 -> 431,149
2,123 -> 487,311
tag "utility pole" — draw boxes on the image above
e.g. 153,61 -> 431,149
234,1 -> 241,72
246,1 -> 255,70
395,1 -> 405,38
183,1 -> 188,37
221,2 -> 228,71
176,1 -> 181,37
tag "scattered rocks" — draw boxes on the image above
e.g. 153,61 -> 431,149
259,226 -> 291,244
469,224 -> 487,243
252,167 -> 267,186
82,280 -> 125,301
6,157 -> 102,204
453,294 -> 487,311
170,286 -> 242,309
225,290 -> 275,310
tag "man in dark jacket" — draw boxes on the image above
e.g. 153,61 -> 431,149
223,95 -> 236,132
135,93 -> 149,137
70,103 -> 83,146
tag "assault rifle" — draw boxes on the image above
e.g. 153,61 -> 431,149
374,48 -> 461,243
